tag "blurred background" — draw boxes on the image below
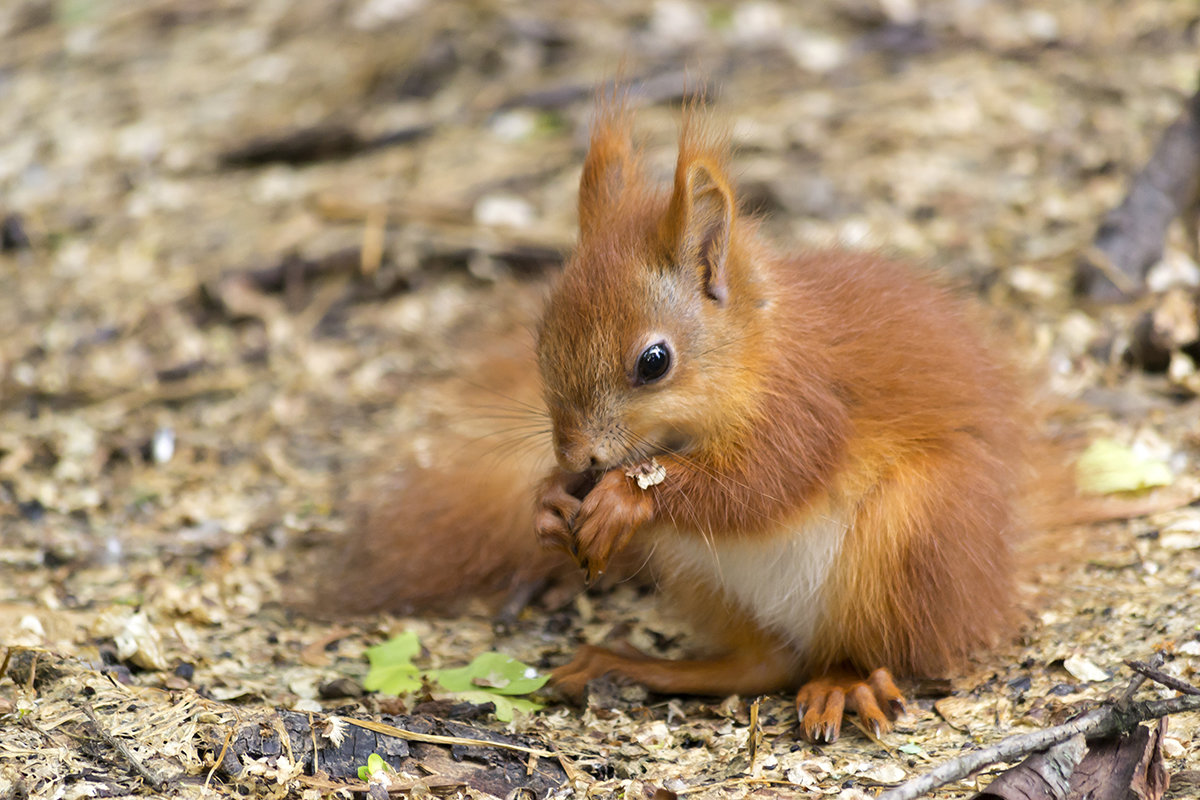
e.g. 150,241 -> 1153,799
1,1 -> 1199,792
2,0 -> 1199,630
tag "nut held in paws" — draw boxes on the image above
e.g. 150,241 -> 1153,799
625,458 -> 667,490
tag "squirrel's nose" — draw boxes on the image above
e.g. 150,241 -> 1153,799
557,444 -> 597,473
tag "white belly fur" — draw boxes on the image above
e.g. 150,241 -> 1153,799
654,504 -> 850,658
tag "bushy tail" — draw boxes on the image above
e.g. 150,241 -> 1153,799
322,441 -> 573,615
1015,427 -> 1197,610
303,324 -> 578,616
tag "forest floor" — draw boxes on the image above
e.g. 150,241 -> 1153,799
1,0 -> 1199,798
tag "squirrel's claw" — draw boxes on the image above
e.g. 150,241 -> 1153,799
796,668 -> 906,743
570,470 -> 653,580
535,470 -> 584,554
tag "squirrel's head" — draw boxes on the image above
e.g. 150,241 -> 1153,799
537,100 -> 771,474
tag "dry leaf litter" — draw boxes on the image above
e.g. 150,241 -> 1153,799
1,1 -> 1199,798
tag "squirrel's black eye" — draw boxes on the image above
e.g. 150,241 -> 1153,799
635,342 -> 672,384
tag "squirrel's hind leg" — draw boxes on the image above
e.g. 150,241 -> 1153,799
795,667 -> 906,743
551,642 -> 795,701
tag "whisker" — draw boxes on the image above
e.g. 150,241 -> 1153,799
451,376 -> 548,418
694,330 -> 758,359
460,408 -> 549,427
615,538 -> 659,585
437,424 -> 552,466
618,426 -> 784,525
462,422 -> 553,438
461,398 -> 549,415
613,426 -> 722,576
621,427 -> 847,542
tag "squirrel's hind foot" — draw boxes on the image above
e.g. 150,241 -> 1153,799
795,667 -> 906,743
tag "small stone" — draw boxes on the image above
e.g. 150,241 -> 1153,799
319,677 -> 365,698
1062,655 -> 1108,683
863,763 -> 906,784
1160,531 -> 1200,551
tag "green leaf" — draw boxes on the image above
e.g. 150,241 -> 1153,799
1076,438 -> 1173,495
433,652 -> 549,696
362,632 -> 423,695
361,633 -> 548,721
431,652 -> 548,721
449,690 -> 544,722
359,753 -> 391,782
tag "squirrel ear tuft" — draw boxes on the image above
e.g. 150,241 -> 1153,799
578,103 -> 636,240
668,158 -> 734,305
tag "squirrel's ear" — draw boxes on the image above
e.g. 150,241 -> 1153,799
578,112 -> 634,240
667,159 -> 733,305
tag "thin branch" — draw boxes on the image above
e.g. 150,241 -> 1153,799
1125,659 -> 1200,696
1075,70 -> 1200,300
878,694 -> 1200,800
1116,652 -> 1162,706
343,717 -> 557,757
80,701 -> 164,791
205,717 -> 238,792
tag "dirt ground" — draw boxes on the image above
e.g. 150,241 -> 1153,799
2,0 -> 1200,798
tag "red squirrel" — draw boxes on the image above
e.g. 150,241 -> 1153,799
335,97 -> 1032,742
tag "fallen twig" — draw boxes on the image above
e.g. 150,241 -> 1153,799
1075,71 -> 1200,301
1117,652 -> 1163,706
204,715 -> 239,792
218,121 -> 432,167
343,717 -> 556,758
1125,659 -> 1200,697
80,701 -> 164,791
878,693 -> 1200,800
296,773 -> 465,794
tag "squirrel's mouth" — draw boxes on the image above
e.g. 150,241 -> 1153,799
565,433 -> 691,495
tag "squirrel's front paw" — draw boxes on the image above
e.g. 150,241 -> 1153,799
534,470 -> 589,555
571,470 -> 654,581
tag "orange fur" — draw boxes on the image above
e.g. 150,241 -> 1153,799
310,331 -> 579,616
533,98 -> 1034,741
325,446 -> 570,615
324,94 -> 1042,743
